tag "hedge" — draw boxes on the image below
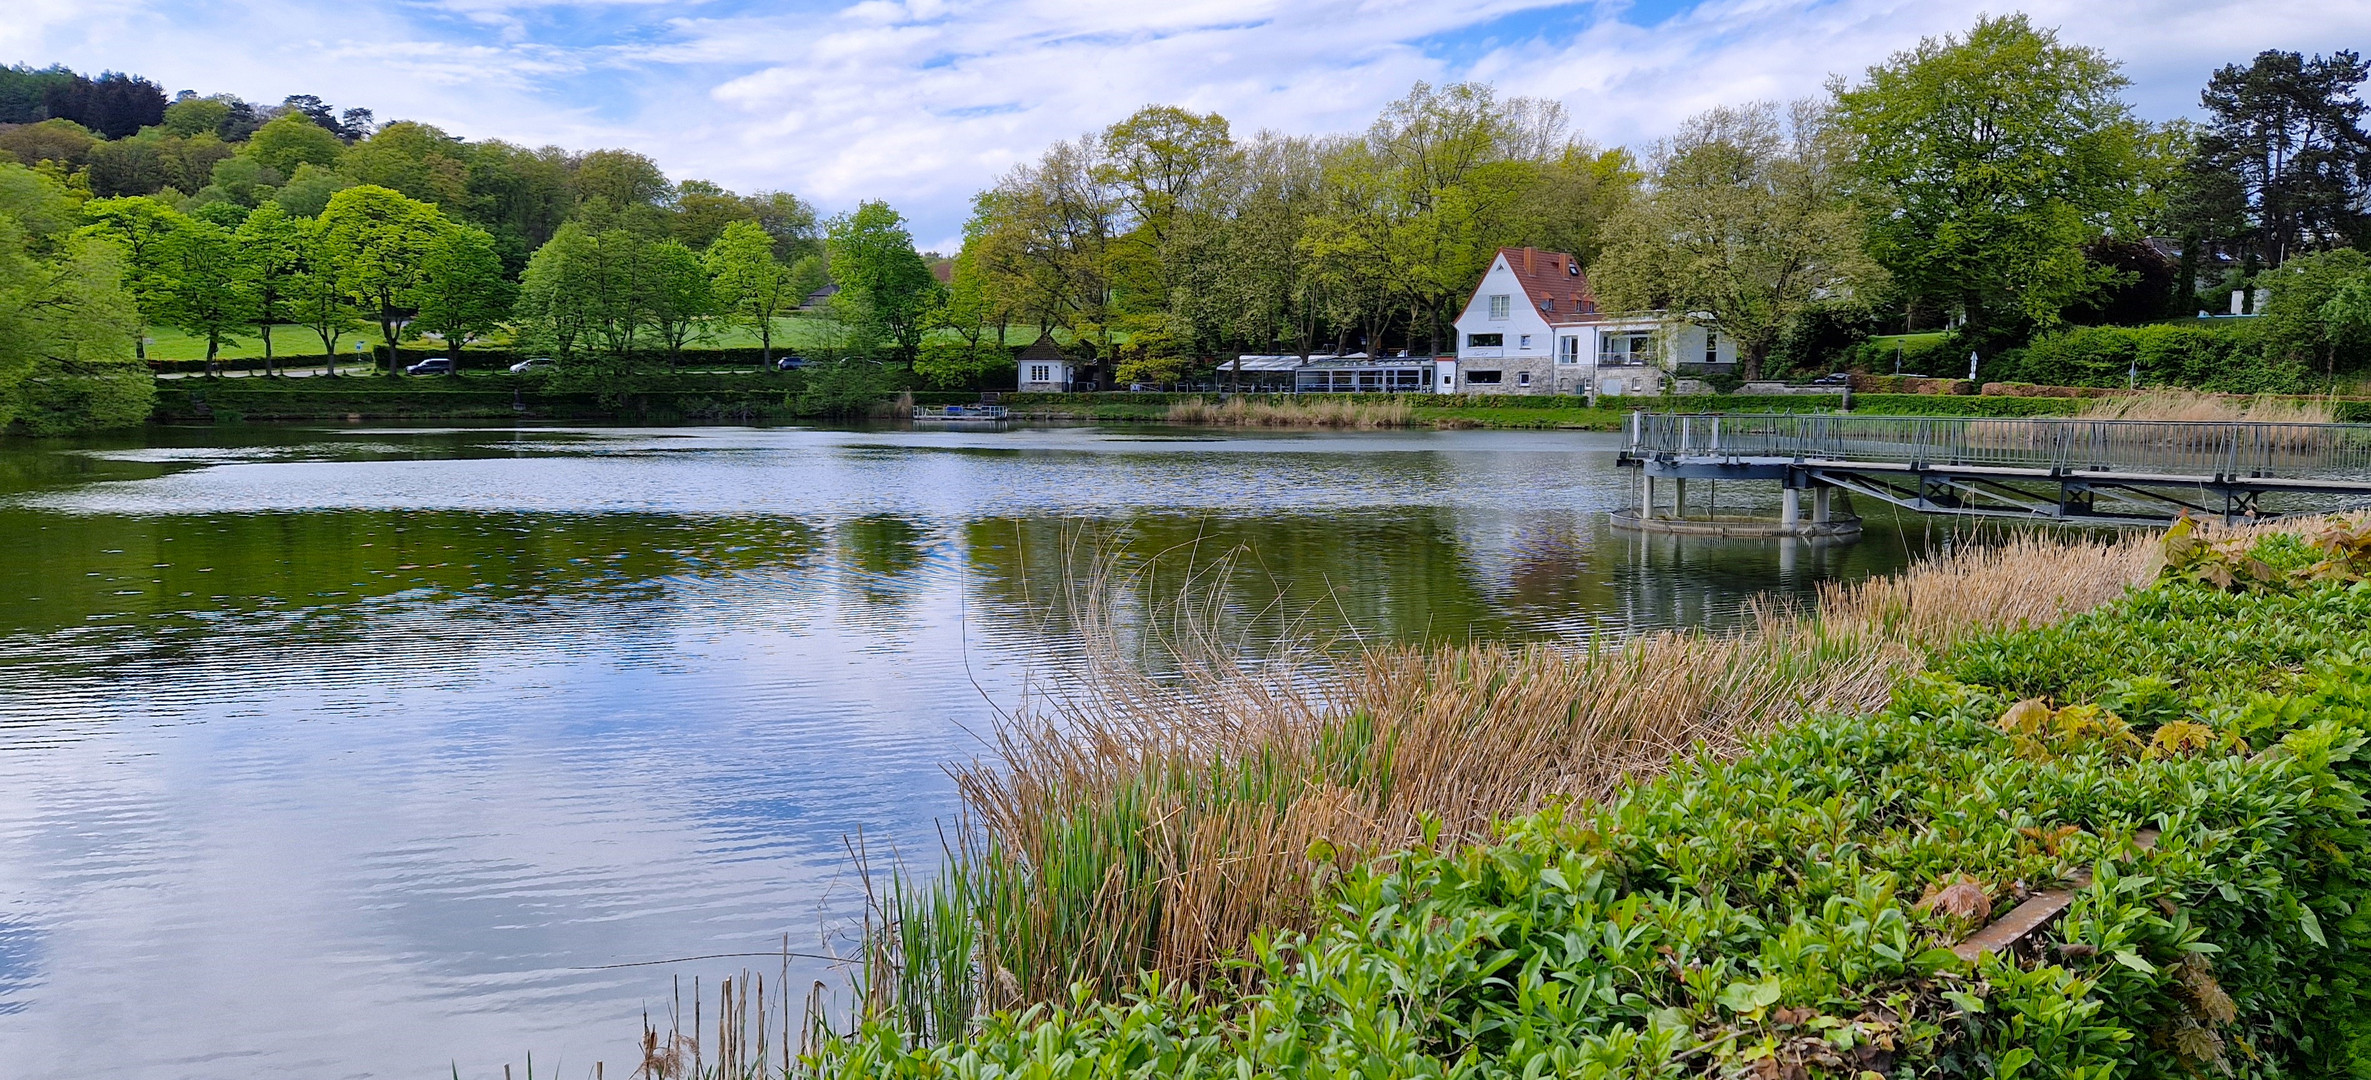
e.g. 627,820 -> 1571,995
2014,322 -> 2312,394
816,523 -> 2371,1079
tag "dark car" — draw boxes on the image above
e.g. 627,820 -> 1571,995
775,355 -> 809,370
1810,371 -> 1853,386
406,358 -> 456,376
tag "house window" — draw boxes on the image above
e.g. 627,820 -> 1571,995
1557,336 -> 1579,364
1466,333 -> 1503,348
1518,334 -> 1533,350
1598,332 -> 1659,366
1488,294 -> 1510,319
1541,298 -> 1555,313
1704,332 -> 1719,364
1030,364 -> 1051,382
1517,371 -> 1531,387
1465,370 -> 1502,384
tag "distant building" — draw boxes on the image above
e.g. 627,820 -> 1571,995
800,284 -> 840,311
1016,340 -> 1077,392
1450,246 -> 1734,397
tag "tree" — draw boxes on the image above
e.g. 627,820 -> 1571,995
288,222 -> 363,374
77,195 -> 187,360
314,185 -> 452,374
1594,101 -> 1877,381
2260,247 -> 2371,379
274,163 -> 355,218
826,201 -> 942,362
245,111 -> 347,179
1834,14 -> 2147,342
414,227 -> 515,362
2182,50 -> 2371,269
234,203 -> 306,373
645,241 -> 715,361
42,71 -> 167,139
1,162 -> 151,432
515,222 -> 600,363
159,217 -> 257,375
704,219 -> 795,367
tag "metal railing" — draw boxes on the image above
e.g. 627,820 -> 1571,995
1626,413 -> 2371,482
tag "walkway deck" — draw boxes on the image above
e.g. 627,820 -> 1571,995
1619,413 -> 2371,526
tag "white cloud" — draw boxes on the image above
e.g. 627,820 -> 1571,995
9,0 -> 2371,248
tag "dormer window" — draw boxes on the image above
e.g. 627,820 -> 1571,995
1488,294 -> 1510,320
1541,298 -> 1554,313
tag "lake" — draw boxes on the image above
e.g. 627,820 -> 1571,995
0,422 -> 1945,1078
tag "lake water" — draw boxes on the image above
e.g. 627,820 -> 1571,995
0,422 -> 1944,1078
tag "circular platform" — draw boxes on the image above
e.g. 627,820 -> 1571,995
1608,510 -> 1864,539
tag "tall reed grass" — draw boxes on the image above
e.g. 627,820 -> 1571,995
2079,388 -> 2338,425
1166,396 -> 1415,429
861,526 -> 2177,1043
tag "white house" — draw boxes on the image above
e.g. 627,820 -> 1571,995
1451,247 -> 1736,396
1016,341 -> 1076,392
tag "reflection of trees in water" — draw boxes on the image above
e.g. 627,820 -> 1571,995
0,509 -> 822,678
830,515 -> 938,643
960,511 -> 1518,675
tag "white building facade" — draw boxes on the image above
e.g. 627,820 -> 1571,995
1452,247 -> 1736,396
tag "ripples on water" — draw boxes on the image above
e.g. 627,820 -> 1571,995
0,423 -> 1938,1078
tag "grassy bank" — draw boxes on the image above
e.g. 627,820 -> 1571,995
756,515 -> 2371,1079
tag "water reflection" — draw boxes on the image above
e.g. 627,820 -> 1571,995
0,422 -> 1947,1079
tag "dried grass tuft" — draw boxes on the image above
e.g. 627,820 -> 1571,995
2080,389 -> 2338,425
1168,396 -> 1415,429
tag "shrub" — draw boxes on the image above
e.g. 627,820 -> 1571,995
2017,322 -> 2305,394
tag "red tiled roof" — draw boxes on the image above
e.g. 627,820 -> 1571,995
1492,246 -> 1599,322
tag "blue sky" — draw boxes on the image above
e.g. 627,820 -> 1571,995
8,0 -> 2367,249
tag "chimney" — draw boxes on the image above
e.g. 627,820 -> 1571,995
1523,248 -> 1534,275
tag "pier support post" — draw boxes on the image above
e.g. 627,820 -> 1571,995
1642,474 -> 1658,519
1782,486 -> 1802,530
1813,486 -> 1831,524
1673,479 -> 1688,520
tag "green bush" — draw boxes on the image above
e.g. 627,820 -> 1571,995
2016,323 -> 2307,394
815,531 -> 2371,1079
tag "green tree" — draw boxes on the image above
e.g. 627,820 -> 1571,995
315,184 -> 452,374
288,221 -> 363,374
274,163 -> 354,218
2182,50 -> 2371,269
515,221 -> 599,363
77,195 -> 186,360
0,163 -> 151,432
413,226 -> 515,363
159,217 -> 256,375
233,202 -> 306,374
826,201 -> 942,362
246,110 -> 347,179
1594,101 -> 1877,381
703,219 -> 795,367
1835,14 -> 2147,342
2260,247 -> 2371,379
645,240 -> 715,361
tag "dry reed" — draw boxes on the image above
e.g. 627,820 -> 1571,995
1167,396 -> 1416,429
862,523 -> 2210,1041
2079,388 -> 2338,425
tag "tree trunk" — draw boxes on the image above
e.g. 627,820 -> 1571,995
1740,341 -> 1765,383
262,323 -> 275,377
760,318 -> 773,370
206,336 -> 219,378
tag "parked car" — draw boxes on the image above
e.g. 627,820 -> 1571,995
509,357 -> 553,373
775,355 -> 809,370
406,357 -> 456,376
1810,371 -> 1853,386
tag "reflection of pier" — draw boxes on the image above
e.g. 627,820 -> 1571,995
1619,413 -> 2371,527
